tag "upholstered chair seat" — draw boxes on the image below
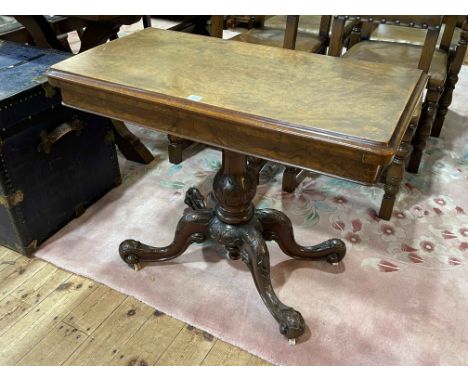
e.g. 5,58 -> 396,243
264,15 -> 354,37
231,27 -> 323,52
343,40 -> 448,86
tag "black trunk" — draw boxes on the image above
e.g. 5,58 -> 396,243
0,40 -> 121,255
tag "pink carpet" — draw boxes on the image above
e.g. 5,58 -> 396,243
36,67 -> 468,365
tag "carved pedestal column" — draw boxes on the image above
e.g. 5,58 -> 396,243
120,150 -> 346,341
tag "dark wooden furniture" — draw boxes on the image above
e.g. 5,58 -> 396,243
368,16 -> 463,49
368,16 -> 468,138
329,16 -> 444,174
263,15 -> 357,49
0,15 -> 90,47
430,16 -> 467,138
11,15 -> 154,165
231,16 -> 364,202
13,15 -> 142,53
151,16 -> 214,36
225,15 -> 265,29
0,41 -> 121,255
231,15 -> 331,53
47,28 -> 426,341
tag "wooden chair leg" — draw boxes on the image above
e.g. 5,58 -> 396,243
112,120 -> 154,164
379,122 -> 413,220
79,22 -> 120,52
14,16 -> 69,51
407,85 -> 443,173
282,167 -> 309,193
282,167 -> 300,193
431,73 -> 458,138
247,157 -> 266,185
142,16 -> 152,29
168,135 -> 193,164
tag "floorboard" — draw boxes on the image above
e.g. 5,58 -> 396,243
0,246 -> 269,365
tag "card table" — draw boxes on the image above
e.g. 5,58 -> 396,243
47,28 -> 427,341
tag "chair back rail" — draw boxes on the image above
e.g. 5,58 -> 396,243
337,16 -> 443,28
328,15 -> 443,74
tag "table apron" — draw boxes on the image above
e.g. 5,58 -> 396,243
57,82 -> 396,184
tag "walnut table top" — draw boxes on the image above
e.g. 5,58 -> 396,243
47,28 -> 427,183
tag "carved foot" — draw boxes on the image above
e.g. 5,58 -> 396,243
119,209 -> 213,266
256,209 -> 346,264
240,223 -> 305,339
184,187 -> 206,210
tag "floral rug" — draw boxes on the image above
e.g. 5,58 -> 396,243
36,66 -> 468,365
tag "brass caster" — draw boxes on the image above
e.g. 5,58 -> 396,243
133,263 -> 142,271
288,338 -> 296,346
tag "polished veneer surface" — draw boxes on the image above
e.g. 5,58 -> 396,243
48,28 -> 426,177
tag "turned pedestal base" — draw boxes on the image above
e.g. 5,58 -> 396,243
119,150 -> 346,341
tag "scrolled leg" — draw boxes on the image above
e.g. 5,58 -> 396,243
119,209 -> 213,266
240,224 -> 305,340
256,209 -> 346,264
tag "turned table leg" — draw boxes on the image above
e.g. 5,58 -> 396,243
119,149 -> 346,341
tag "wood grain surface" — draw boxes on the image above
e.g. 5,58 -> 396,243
48,28 -> 426,182
0,247 -> 269,365
48,29 -> 424,147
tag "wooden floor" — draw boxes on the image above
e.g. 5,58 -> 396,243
0,247 -> 271,366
